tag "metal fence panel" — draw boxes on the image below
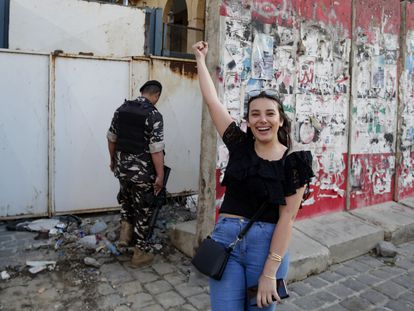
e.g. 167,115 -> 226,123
150,59 -> 201,194
54,56 -> 130,213
0,52 -> 49,217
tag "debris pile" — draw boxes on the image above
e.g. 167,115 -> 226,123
1,194 -> 197,280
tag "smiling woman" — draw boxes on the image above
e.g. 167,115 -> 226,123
245,90 -> 292,156
192,41 -> 314,311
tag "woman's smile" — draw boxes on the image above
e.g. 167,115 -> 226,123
248,98 -> 282,143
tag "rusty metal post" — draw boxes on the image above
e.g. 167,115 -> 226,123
48,54 -> 56,217
194,0 -> 220,249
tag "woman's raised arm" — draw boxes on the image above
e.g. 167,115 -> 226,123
192,41 -> 233,137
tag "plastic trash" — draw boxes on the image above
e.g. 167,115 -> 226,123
29,266 -> 47,274
84,257 -> 101,268
90,221 -> 107,234
27,219 -> 60,232
6,220 -> 33,231
78,235 -> 98,249
56,223 -> 67,230
49,228 -> 59,236
1,271 -> 10,280
54,238 -> 64,250
57,214 -> 82,226
103,239 -> 120,256
26,260 -> 56,274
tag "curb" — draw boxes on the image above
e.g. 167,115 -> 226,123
170,199 -> 414,282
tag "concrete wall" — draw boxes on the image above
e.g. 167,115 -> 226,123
215,0 -> 414,218
396,1 -> 414,201
349,0 -> 400,209
9,0 -> 145,56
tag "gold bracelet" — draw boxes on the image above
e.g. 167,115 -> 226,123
267,255 -> 282,262
262,274 -> 276,280
268,252 -> 282,262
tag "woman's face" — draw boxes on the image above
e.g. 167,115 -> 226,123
247,97 -> 283,144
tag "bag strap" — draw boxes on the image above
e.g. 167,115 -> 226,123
227,201 -> 268,251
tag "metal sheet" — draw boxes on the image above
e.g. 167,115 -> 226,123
150,59 -> 201,194
0,52 -> 49,217
131,59 -> 149,99
54,57 -> 130,213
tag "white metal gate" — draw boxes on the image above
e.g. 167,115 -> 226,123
53,56 -> 130,214
0,51 -> 49,217
0,50 -> 202,218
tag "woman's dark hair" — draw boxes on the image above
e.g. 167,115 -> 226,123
245,93 -> 292,150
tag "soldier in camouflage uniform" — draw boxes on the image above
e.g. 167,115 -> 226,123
107,80 -> 165,268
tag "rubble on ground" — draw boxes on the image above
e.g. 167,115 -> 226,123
0,195 -> 197,280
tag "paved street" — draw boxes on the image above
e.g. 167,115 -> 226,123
279,240 -> 414,311
0,218 -> 413,311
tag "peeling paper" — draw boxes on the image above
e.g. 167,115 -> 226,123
407,31 -> 414,53
252,33 -> 274,80
297,56 -> 316,93
218,0 -> 354,208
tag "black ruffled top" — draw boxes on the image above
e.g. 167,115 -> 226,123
219,122 -> 314,224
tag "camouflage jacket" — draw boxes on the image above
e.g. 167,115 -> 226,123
107,97 -> 164,184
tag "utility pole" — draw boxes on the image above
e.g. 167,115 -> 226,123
194,0 -> 220,250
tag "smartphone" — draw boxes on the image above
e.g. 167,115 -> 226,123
247,279 -> 289,306
276,279 -> 289,299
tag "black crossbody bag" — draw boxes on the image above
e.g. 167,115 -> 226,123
191,202 -> 268,280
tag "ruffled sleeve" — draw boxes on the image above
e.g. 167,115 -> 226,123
222,122 -> 247,153
283,151 -> 315,197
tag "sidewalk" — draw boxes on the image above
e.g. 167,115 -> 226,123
0,199 -> 413,311
171,200 -> 414,282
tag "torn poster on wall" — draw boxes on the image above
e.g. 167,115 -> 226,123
216,0 -> 352,215
252,33 -> 274,79
350,0 -> 400,208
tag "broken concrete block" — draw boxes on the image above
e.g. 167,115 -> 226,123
376,241 -> 397,257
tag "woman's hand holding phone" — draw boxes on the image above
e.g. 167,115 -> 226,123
247,279 -> 289,307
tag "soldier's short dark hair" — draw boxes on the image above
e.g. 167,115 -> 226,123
142,84 -> 162,95
140,80 -> 162,95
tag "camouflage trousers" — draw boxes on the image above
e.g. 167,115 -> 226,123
117,180 -> 155,252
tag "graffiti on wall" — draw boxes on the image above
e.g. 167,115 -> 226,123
216,0 -> 352,216
214,0 -> 413,215
350,0 -> 400,208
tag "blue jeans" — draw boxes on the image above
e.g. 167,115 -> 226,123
209,217 -> 289,311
